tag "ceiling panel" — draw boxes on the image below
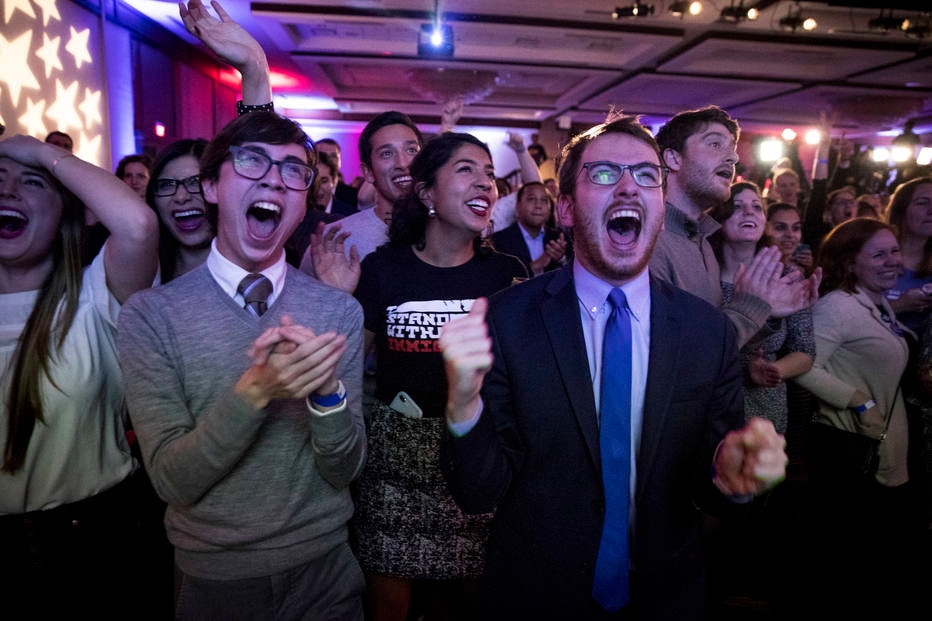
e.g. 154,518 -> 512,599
733,84 -> 932,131
656,36 -> 917,82
120,0 -> 932,137
577,73 -> 803,122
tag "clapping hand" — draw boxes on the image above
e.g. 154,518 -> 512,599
308,222 -> 361,293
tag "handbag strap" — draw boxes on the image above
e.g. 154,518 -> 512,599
876,383 -> 901,442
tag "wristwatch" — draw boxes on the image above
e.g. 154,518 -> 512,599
853,399 -> 876,414
309,380 -> 346,408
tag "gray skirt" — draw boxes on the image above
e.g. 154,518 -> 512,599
352,401 -> 492,579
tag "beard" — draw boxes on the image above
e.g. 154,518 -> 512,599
572,222 -> 658,284
683,169 -> 731,211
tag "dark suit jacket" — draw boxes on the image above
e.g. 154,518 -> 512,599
329,196 -> 357,218
441,267 -> 744,620
284,207 -> 341,268
491,222 -> 562,275
334,180 -> 358,208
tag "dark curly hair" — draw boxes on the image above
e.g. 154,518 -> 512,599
389,132 -> 493,255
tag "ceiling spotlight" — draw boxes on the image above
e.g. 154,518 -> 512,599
669,1 -> 702,17
613,3 -> 655,18
804,129 -> 822,145
779,3 -> 817,32
719,1 -> 757,23
418,23 -> 454,57
868,9 -> 906,33
419,0 -> 453,57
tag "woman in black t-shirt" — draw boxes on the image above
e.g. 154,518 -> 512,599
353,133 -> 526,621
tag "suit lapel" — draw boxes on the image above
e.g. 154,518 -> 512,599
541,268 -> 602,472
509,223 -> 533,267
636,278 -> 683,502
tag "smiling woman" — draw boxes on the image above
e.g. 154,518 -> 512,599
146,138 -> 211,283
352,132 -> 526,621
794,216 -> 922,619
0,134 -> 159,616
707,181 -> 814,435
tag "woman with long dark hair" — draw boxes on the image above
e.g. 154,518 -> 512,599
146,138 -> 212,283
708,182 -> 815,434
0,135 -> 158,615
352,132 -> 526,621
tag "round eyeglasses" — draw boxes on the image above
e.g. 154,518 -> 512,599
229,145 -> 316,191
581,161 -> 667,188
154,175 -> 202,197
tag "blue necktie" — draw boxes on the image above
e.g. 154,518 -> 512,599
238,273 -> 272,317
592,288 -> 632,612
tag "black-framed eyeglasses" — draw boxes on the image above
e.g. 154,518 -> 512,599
154,175 -> 202,197
228,145 -> 316,191
581,161 -> 667,188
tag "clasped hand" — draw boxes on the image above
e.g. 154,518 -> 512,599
236,315 -> 346,409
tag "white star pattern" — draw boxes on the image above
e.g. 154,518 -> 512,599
79,87 -> 102,129
76,130 -> 102,164
1,0 -> 110,167
35,31 -> 63,78
18,97 -> 49,137
65,26 -> 92,70
45,79 -> 83,134
31,0 -> 61,27
0,29 -> 40,107
3,0 -> 35,24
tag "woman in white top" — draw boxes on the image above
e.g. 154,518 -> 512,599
0,135 -> 158,616
795,217 -> 922,620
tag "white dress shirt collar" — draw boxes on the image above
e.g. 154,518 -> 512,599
206,239 -> 287,307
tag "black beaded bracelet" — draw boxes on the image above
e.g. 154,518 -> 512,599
236,101 -> 274,116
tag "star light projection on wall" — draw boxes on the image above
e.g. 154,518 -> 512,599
1,0 -> 105,165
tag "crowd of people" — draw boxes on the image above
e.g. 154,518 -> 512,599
2,1 -> 932,620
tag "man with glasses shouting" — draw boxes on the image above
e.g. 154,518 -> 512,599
118,111 -> 367,620
438,113 -> 788,619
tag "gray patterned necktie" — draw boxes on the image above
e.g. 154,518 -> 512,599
237,273 -> 272,317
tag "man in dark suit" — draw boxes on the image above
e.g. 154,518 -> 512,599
438,114 -> 788,620
315,152 -> 357,218
316,138 -> 359,209
491,181 -> 567,276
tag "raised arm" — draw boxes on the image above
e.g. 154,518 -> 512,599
0,135 -> 157,303
507,133 -> 541,184
180,0 -> 272,106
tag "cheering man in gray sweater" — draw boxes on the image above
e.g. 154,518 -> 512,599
118,110 -> 366,619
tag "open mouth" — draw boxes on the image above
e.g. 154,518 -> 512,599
0,209 -> 28,239
715,167 -> 734,181
607,209 -> 641,246
466,198 -> 490,217
173,208 -> 207,232
393,174 -> 412,188
246,201 -> 281,239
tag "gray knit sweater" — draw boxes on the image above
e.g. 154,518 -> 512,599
118,264 -> 365,580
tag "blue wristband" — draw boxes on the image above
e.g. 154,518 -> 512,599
309,380 -> 346,408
